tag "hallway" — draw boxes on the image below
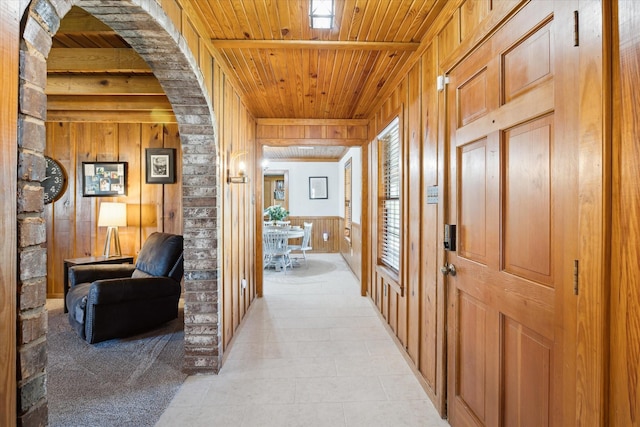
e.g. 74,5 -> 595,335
156,253 -> 447,426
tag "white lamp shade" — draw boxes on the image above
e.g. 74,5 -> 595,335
98,202 -> 127,227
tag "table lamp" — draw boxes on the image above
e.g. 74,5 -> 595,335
98,202 -> 127,257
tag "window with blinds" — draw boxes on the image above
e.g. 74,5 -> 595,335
378,117 -> 400,272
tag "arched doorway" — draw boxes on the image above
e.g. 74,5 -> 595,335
16,0 -> 220,422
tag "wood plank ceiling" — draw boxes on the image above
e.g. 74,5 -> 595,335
264,145 -> 348,161
48,1 -> 445,159
189,0 -> 443,119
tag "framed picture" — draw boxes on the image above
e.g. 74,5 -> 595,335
145,148 -> 176,184
82,162 -> 127,197
309,176 -> 328,199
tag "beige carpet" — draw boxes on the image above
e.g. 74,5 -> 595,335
263,255 -> 341,284
46,298 -> 186,427
156,253 -> 448,426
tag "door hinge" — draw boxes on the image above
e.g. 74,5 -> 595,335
573,260 -> 579,295
436,75 -> 449,92
573,10 -> 579,47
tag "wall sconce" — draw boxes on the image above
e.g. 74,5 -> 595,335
98,202 -> 127,257
323,232 -> 329,242
227,151 -> 249,184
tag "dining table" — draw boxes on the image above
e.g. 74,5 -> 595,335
264,226 -> 304,240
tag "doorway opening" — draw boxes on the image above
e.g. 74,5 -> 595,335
264,170 -> 290,213
256,144 -> 364,298
16,0 -> 220,422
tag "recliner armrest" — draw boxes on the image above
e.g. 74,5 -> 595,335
88,277 -> 182,305
69,264 -> 136,288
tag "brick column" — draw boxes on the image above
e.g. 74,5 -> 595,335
16,0 -> 62,423
181,138 -> 221,372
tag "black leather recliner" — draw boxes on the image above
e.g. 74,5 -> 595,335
66,232 -> 184,344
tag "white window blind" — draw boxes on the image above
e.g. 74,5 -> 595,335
378,117 -> 400,272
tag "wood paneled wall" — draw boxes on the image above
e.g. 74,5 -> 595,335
287,216 -> 341,253
419,39 -> 444,414
340,221 -> 361,280
256,119 -> 368,147
44,121 -> 182,297
218,68 -> 257,349
0,2 -> 18,424
611,1 -> 640,424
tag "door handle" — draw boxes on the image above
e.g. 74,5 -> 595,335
440,263 -> 457,276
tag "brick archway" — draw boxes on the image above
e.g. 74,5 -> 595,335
17,0 -> 220,422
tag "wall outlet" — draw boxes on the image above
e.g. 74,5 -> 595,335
241,278 -> 247,289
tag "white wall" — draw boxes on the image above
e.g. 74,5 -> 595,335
338,147 -> 362,224
265,161 -> 340,216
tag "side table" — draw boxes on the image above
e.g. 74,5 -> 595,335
63,255 -> 134,313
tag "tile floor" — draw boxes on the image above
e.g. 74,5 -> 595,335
156,253 -> 449,427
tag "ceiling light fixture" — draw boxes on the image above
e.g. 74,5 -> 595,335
298,146 -> 315,150
309,0 -> 334,29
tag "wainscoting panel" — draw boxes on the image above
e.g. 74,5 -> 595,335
287,216 -> 341,253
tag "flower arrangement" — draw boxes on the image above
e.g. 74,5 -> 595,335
264,204 -> 289,221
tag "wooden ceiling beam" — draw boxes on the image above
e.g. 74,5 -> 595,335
257,138 -> 366,147
47,95 -> 171,111
256,118 -> 369,126
48,48 -> 151,73
47,110 -> 177,123
264,157 -> 340,162
46,75 -> 164,96
211,39 -> 420,51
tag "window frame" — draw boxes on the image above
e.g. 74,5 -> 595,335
344,158 -> 352,245
376,116 -> 401,274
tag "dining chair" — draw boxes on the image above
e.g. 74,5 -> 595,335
263,227 -> 292,273
289,222 -> 313,265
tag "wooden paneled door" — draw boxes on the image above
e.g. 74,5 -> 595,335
445,1 -> 579,426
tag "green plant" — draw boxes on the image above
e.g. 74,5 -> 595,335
264,204 -> 289,221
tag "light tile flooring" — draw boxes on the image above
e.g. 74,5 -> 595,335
156,253 -> 449,427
